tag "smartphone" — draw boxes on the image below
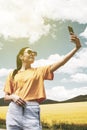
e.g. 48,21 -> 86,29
68,26 -> 74,34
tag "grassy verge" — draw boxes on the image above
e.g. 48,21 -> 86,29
0,119 -> 6,129
0,119 -> 87,130
42,122 -> 87,130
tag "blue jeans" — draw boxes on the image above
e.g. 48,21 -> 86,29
6,101 -> 42,130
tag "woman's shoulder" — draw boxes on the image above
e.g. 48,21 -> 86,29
7,70 -> 14,78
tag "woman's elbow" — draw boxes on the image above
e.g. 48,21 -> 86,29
4,93 -> 11,101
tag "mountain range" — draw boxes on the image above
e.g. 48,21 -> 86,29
41,95 -> 87,104
0,95 -> 87,106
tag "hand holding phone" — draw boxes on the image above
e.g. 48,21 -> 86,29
68,26 -> 74,35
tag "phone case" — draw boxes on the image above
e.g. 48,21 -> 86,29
68,26 -> 74,34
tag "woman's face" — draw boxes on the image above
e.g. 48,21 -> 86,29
21,48 -> 36,64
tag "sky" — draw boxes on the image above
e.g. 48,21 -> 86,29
0,0 -> 87,101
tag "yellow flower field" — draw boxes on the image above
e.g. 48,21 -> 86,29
0,106 -> 7,120
40,102 -> 87,125
0,102 -> 87,125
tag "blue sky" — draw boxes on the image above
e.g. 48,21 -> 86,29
0,0 -> 87,101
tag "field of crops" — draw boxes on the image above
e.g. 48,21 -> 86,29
40,102 -> 87,125
0,102 -> 87,129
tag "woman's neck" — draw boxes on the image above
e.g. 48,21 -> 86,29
20,63 -> 31,71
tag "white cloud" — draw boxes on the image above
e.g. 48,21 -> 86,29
71,73 -> 87,83
0,0 -> 87,43
0,68 -> 13,77
46,86 -> 87,101
80,27 -> 87,40
0,81 -> 4,98
0,68 -> 12,98
0,81 -> 3,86
0,0 -> 51,43
0,88 -> 4,98
32,53 -> 62,67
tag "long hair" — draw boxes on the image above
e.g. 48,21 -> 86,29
12,47 -> 29,79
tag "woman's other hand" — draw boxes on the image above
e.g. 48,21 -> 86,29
11,94 -> 26,107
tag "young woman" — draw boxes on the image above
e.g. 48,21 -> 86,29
4,33 -> 81,130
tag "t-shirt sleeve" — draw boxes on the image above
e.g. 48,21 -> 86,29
41,65 -> 54,80
4,72 -> 13,94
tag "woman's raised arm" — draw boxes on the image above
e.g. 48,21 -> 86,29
50,34 -> 81,72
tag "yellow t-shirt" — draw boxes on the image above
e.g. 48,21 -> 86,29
4,65 -> 54,103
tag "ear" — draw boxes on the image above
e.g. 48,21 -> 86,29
19,54 -> 23,60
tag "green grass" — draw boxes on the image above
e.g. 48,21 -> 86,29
42,122 -> 87,130
0,119 -> 87,130
0,119 -> 6,129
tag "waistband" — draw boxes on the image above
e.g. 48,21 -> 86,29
26,101 -> 39,106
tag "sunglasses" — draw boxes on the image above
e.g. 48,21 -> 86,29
27,50 -> 37,56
